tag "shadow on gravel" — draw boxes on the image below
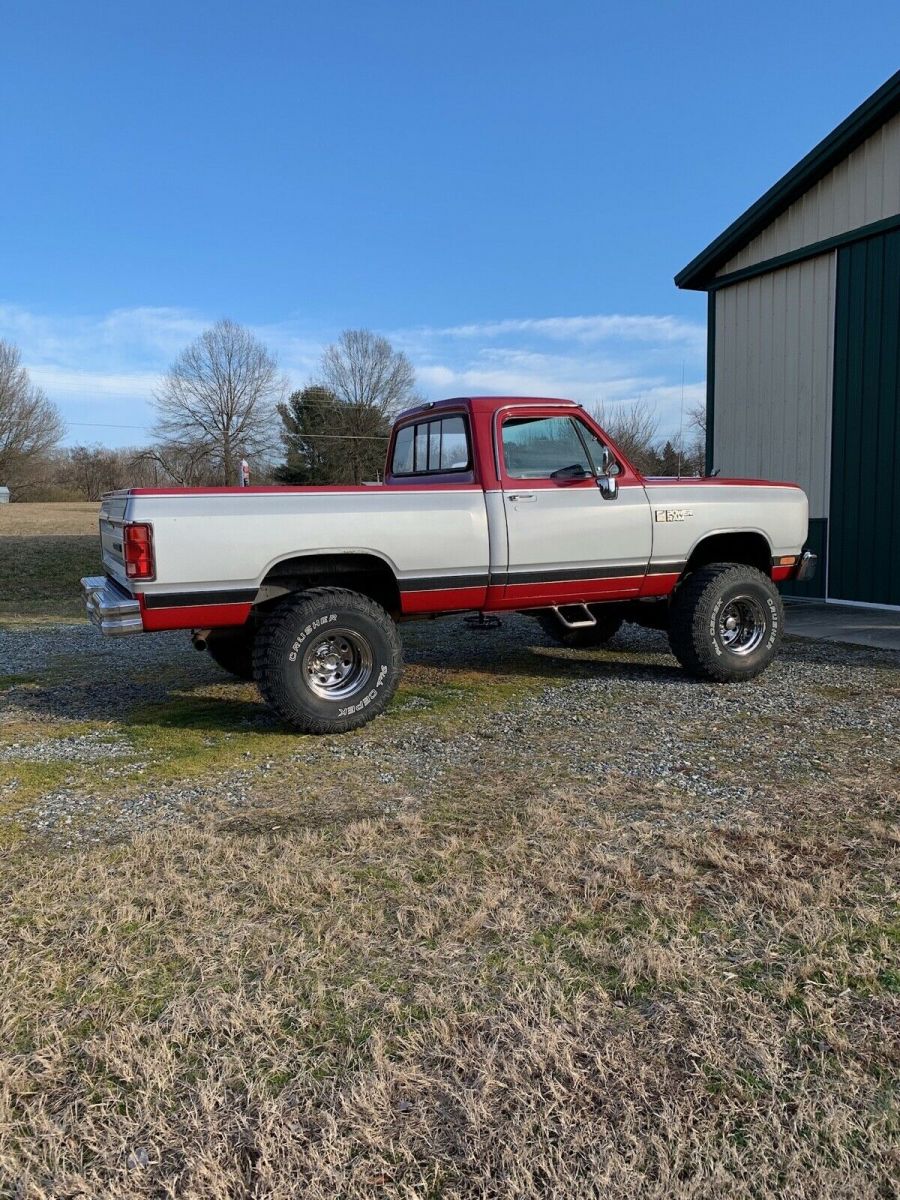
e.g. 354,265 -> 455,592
17,619 -> 872,737
5,641 -> 693,733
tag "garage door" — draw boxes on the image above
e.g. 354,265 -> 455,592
829,230 -> 900,606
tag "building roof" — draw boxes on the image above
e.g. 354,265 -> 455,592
675,70 -> 900,291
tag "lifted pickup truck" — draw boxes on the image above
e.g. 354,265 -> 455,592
81,396 -> 816,732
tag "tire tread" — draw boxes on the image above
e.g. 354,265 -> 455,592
253,587 -> 402,733
668,563 -> 782,682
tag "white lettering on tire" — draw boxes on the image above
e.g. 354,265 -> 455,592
338,688 -> 378,717
288,612 -> 337,661
709,597 -> 724,657
765,596 -> 778,649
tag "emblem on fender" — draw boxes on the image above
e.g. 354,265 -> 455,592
655,508 -> 694,522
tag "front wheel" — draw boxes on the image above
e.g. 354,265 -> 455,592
253,587 -> 402,733
668,563 -> 783,682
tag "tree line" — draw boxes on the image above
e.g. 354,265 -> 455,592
0,321 -> 705,500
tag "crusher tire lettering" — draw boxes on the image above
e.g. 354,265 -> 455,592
253,587 -> 402,733
667,562 -> 783,682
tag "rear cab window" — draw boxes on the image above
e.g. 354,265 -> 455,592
390,414 -> 472,478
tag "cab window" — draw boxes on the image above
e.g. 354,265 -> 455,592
502,415 -> 607,480
391,415 -> 471,475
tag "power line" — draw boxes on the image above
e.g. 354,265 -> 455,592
64,421 -> 389,441
291,433 -> 390,441
67,420 -> 149,430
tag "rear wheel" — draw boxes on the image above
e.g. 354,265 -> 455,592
205,628 -> 255,680
668,563 -> 783,682
536,607 -> 624,648
253,587 -> 402,733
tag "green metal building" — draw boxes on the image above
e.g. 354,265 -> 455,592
677,71 -> 900,609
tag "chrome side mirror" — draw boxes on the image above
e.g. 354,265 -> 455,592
597,447 -> 619,498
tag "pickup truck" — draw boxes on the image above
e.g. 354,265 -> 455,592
81,396 -> 816,733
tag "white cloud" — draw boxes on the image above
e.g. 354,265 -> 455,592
414,313 -> 706,349
28,365 -> 159,397
0,302 -> 707,448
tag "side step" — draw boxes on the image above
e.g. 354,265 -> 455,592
552,603 -> 597,630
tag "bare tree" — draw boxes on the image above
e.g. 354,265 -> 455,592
322,329 -> 416,413
64,445 -> 129,500
0,339 -> 65,496
687,400 -> 706,439
130,441 -> 218,487
313,330 -> 416,484
152,319 -> 284,485
591,398 -> 660,475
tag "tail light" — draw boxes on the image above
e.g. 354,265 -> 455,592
123,522 -> 155,580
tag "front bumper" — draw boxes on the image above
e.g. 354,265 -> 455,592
80,576 -> 143,636
794,550 -> 818,582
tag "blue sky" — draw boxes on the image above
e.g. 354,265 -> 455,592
2,2 -> 898,447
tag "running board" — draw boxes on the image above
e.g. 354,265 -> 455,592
552,604 -> 597,630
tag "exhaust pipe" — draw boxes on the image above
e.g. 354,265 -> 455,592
191,629 -> 212,652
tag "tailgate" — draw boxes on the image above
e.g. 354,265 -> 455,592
98,492 -> 131,586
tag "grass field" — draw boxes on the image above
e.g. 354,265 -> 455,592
0,502 -> 100,617
0,505 -> 897,1198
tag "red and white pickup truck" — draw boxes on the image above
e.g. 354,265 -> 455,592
81,396 -> 816,732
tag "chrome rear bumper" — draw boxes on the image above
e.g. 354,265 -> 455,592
80,576 -> 143,636
795,550 -> 818,582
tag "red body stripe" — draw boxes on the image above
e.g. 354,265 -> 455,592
638,571 -> 681,597
642,478 -> 802,490
138,596 -> 253,631
490,576 -> 643,608
123,483 -> 482,496
399,573 -> 665,614
400,585 -> 488,615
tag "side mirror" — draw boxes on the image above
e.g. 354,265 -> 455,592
600,448 -> 621,476
596,447 -> 619,498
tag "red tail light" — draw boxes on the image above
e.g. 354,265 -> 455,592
123,522 -> 155,580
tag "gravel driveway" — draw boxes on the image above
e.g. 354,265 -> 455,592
2,617 -> 898,846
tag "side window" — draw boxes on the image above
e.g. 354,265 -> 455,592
438,416 -> 469,469
392,425 -> 414,474
502,416 -> 597,479
577,420 -> 618,474
391,415 -> 471,476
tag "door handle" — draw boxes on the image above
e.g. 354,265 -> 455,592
506,492 -> 536,502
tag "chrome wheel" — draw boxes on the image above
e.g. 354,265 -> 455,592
301,628 -> 373,699
718,595 -> 767,656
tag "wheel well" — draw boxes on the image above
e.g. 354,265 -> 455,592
257,553 -> 402,615
683,532 -> 771,577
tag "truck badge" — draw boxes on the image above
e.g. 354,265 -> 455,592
655,508 -> 693,522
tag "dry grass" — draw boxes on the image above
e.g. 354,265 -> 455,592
0,505 -> 101,617
0,502 -> 99,536
0,510 -> 898,1196
1,774 -> 897,1198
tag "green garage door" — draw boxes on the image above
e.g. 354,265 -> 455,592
829,230 -> 900,606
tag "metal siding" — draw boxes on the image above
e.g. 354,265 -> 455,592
781,516 -> 827,599
720,112 -> 900,273
712,254 -> 836,518
829,231 -> 900,604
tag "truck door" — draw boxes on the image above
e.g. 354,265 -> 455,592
495,407 -> 652,606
